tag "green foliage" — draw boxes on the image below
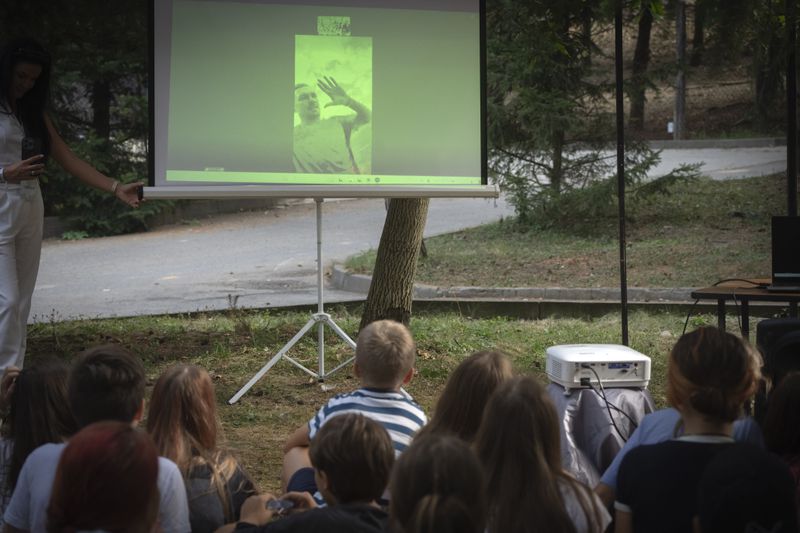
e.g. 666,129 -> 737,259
0,0 -> 173,236
40,131 -> 170,236
487,0 -> 686,226
60,230 -> 89,241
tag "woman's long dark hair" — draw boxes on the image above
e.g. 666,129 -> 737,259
475,376 -> 607,533
417,350 -> 512,443
147,364 -> 253,522
0,38 -> 52,157
4,357 -> 78,496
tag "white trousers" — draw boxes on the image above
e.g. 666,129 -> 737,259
0,182 -> 43,369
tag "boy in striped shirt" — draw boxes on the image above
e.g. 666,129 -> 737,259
281,320 -> 427,494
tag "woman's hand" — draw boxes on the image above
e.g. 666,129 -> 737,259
114,181 -> 143,208
3,155 -> 45,182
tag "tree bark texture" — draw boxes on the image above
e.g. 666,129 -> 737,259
629,6 -> 653,130
359,198 -> 429,331
92,80 -> 112,140
690,0 -> 706,66
550,129 -> 565,194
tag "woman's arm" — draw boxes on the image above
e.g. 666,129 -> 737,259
45,114 -> 141,207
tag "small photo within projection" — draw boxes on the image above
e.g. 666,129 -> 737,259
293,33 -> 372,175
318,16 -> 351,36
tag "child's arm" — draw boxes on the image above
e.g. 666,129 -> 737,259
614,509 -> 633,533
283,424 -> 311,454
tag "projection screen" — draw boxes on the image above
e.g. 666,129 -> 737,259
147,0 -> 493,198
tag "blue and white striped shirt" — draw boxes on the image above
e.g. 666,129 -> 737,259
308,387 -> 427,455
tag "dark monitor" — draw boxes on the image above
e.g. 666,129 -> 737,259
772,216 -> 800,286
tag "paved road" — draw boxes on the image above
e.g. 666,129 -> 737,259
32,197 -> 514,322
31,145 -> 787,322
651,146 -> 785,180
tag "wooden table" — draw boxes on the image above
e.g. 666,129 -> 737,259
691,279 -> 800,339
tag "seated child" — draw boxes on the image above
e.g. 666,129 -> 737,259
0,358 -> 77,526
47,421 -> 160,532
3,344 -> 190,533
614,327 -> 761,533
595,406 -> 764,507
476,376 -> 610,533
219,413 -> 394,532
695,442 -> 797,533
416,350 -> 512,444
763,372 -> 800,522
281,320 -> 426,494
147,364 -> 257,533
389,432 -> 487,533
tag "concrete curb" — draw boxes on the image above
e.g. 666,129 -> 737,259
648,137 -> 785,149
330,264 -> 696,303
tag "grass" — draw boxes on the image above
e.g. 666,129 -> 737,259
27,306 -> 740,494
346,174 -> 790,288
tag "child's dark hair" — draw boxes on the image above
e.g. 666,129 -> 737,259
68,344 -> 146,427
309,413 -> 394,504
5,357 -> 77,496
355,320 -> 416,389
696,443 -> 798,533
147,364 -> 255,522
418,350 -> 512,443
389,433 -> 486,533
667,327 -> 760,422
764,372 -> 800,456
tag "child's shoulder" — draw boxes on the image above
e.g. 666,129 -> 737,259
323,387 -> 424,411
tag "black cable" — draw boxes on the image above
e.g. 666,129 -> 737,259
580,364 -> 639,443
712,278 -> 767,288
584,378 -> 640,429
682,299 -> 701,336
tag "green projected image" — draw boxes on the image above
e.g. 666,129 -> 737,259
158,1 -> 482,188
294,35 -> 373,175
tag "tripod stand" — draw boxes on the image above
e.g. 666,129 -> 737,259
228,198 -> 356,404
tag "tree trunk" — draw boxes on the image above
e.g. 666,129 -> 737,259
674,0 -> 687,139
629,6 -> 653,131
550,129 -> 565,194
92,80 -> 112,140
359,198 -> 429,330
690,0 -> 706,66
754,0 -> 782,126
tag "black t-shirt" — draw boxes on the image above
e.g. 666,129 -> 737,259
616,439 -> 733,533
234,504 -> 388,533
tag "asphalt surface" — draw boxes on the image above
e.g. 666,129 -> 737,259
31,144 -> 788,323
32,196 -> 514,322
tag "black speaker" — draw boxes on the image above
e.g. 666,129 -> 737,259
754,318 -> 800,424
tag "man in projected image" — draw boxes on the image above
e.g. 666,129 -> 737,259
293,76 -> 370,174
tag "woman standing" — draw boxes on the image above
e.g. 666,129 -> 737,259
0,38 -> 140,369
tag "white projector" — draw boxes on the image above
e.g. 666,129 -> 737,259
546,344 -> 651,392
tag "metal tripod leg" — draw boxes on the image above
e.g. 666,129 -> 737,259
228,198 -> 356,404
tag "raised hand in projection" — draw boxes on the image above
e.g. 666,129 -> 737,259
317,77 -> 370,127
317,76 -> 350,107
293,77 -> 371,174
